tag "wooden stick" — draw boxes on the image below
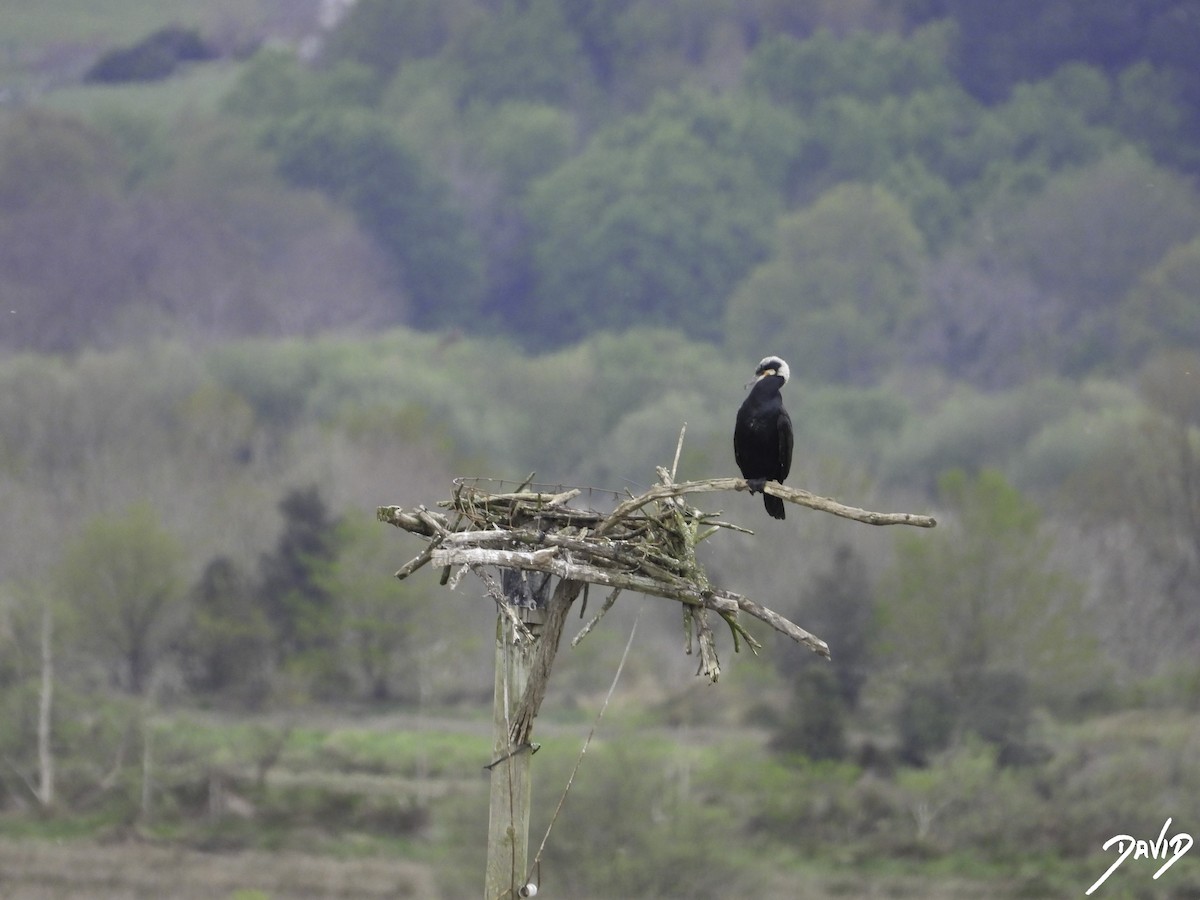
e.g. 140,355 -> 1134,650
430,545 -> 830,658
598,477 -> 936,533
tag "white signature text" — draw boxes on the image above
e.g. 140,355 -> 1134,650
1086,818 -> 1193,895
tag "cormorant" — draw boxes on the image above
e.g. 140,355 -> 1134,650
734,355 -> 793,520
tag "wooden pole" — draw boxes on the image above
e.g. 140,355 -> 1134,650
485,596 -> 544,899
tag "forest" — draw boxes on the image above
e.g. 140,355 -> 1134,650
1,1 -> 1199,897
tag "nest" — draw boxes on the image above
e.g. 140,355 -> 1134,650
379,457 -> 935,744
379,469 -> 830,675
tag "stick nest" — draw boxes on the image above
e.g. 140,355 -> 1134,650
379,469 -> 836,685
379,462 -> 936,743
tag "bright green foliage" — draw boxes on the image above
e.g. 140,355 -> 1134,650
525,94 -> 780,343
266,108 -> 483,328
59,503 -> 185,694
725,182 -> 927,383
885,470 -> 1092,705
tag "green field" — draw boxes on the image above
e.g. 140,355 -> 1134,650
0,708 -> 1194,898
39,61 -> 244,119
0,0 -> 279,99
2,0 -> 270,46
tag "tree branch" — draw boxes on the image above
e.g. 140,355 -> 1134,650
598,477 -> 936,532
430,544 -> 830,658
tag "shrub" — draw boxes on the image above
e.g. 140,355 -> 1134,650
896,679 -> 958,766
771,665 -> 849,762
85,27 -> 217,84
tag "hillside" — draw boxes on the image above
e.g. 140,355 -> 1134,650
1,3 -> 1199,898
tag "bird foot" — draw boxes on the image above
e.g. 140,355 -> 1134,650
746,478 -> 767,495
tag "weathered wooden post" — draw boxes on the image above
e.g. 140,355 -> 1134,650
485,572 -> 548,900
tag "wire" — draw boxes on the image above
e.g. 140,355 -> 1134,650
523,606 -> 642,890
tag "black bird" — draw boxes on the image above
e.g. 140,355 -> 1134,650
734,355 -> 793,520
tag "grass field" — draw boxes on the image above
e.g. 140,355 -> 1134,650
36,62 -> 244,120
0,707 -> 1195,898
0,837 -> 436,899
2,0 -> 274,47
0,0 -> 300,101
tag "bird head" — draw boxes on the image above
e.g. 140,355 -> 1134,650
753,355 -> 790,384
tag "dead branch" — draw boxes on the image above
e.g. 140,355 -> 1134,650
599,477 -> 936,532
379,466 -> 931,745
508,579 -> 584,746
380,472 -> 928,665
427,539 -> 830,658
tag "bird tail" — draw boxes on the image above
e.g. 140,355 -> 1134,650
764,492 -> 785,520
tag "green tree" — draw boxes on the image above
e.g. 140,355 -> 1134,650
535,741 -> 764,898
1123,353 -> 1200,613
449,0 -> 592,107
884,469 -> 1091,704
1061,352 -> 1200,681
180,557 -> 272,704
969,149 -> 1200,373
469,101 -> 575,197
1113,61 -> 1200,172
266,108 -> 483,329
787,544 -> 877,709
320,0 -> 459,83
895,669 -> 1036,766
257,487 -> 342,684
59,504 -> 185,694
558,0 -> 634,89
0,110 -> 137,352
725,182 -> 927,383
222,49 -> 379,118
525,94 -> 780,343
315,512 -> 417,702
743,27 -> 956,114
1122,235 -> 1200,361
770,665 -> 848,762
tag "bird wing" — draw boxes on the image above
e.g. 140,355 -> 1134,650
777,407 -> 794,482
733,411 -> 750,476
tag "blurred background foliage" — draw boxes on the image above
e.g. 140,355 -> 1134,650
2,1 -> 1200,897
